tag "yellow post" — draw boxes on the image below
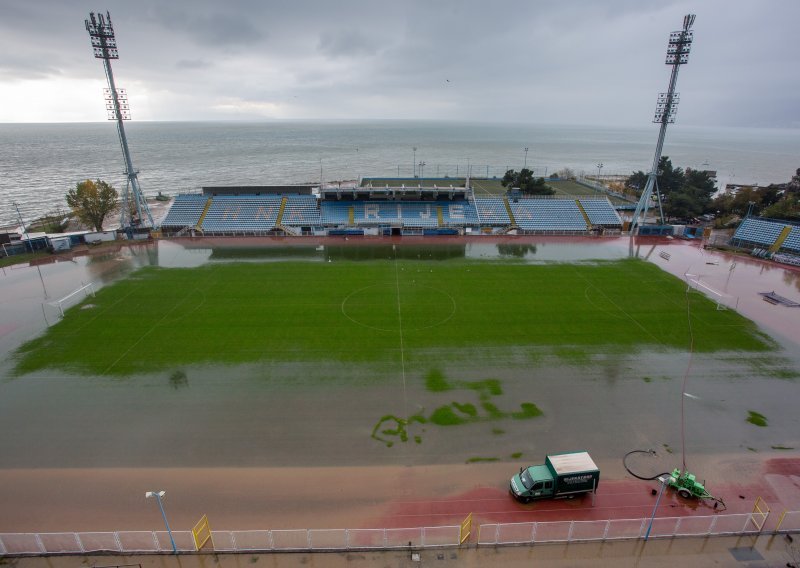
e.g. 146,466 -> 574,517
749,497 -> 770,531
192,514 -> 213,550
775,509 -> 788,532
459,513 -> 473,545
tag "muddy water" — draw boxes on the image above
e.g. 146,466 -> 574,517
0,237 -> 798,531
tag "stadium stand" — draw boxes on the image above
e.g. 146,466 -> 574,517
779,225 -> 800,252
159,190 -> 623,236
160,194 -> 207,229
200,195 -> 282,234
281,196 -> 322,227
320,202 -> 353,226
320,200 -> 478,228
473,198 -> 511,225
732,217 -> 800,253
578,198 -> 623,226
510,199 -> 588,232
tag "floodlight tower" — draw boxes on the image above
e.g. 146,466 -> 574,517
85,11 -> 153,232
629,14 -> 696,234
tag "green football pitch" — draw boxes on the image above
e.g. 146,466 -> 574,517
13,256 -> 773,377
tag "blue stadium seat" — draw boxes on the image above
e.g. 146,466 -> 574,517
578,198 -> 623,226
474,198 -> 511,225
160,194 -> 207,228
733,218 -> 800,253
200,195 -> 282,233
282,196 -> 321,226
510,199 -> 588,231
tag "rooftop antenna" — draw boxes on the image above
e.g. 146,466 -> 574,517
85,11 -> 154,233
629,14 -> 696,235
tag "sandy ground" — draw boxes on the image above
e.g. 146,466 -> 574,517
1,235 -> 799,539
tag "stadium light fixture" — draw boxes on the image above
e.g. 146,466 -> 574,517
145,490 -> 177,554
524,147 -> 529,168
412,147 -> 417,177
630,14 -> 696,235
85,11 -> 154,233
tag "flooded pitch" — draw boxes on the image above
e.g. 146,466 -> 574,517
0,236 -> 798,532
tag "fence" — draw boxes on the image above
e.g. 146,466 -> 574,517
2,510 -> 799,556
0,526 -> 460,556
477,511 -> 800,546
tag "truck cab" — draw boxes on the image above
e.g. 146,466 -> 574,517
511,465 -> 555,502
510,451 -> 599,503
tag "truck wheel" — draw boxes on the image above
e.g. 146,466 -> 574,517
678,489 -> 692,499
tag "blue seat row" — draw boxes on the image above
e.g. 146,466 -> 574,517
510,199 -> 588,231
578,198 -> 622,226
733,218 -> 800,252
282,196 -> 321,226
318,201 -> 479,227
474,198 -> 511,225
161,195 -> 623,233
161,194 -> 207,227
201,196 -> 282,232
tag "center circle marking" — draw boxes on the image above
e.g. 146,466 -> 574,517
341,283 -> 457,332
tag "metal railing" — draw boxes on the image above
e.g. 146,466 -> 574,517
477,511 -> 800,546
0,526 -> 460,556
2,509 -> 799,556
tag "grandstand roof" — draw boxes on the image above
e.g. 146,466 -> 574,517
320,185 -> 469,201
202,185 -> 315,196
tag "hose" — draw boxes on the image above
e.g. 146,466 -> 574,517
624,449 -> 728,511
623,449 -> 671,481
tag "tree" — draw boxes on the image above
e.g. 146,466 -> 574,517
760,196 -> 800,222
501,168 -> 555,196
624,157 -> 716,220
554,167 -> 575,180
66,179 -> 118,232
626,157 -> 684,197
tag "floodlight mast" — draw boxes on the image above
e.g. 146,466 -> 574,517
85,11 -> 154,232
630,14 -> 695,234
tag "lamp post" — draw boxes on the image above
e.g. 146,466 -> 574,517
85,11 -> 153,232
596,162 -> 604,195
412,147 -> 417,177
419,161 -> 426,179
630,14 -> 696,235
524,147 -> 529,169
146,490 -> 177,554
644,475 -> 672,541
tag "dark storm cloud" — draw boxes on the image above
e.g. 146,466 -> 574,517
0,0 -> 799,127
146,4 -> 265,47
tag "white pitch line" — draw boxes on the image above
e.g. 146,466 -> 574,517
393,248 -> 408,414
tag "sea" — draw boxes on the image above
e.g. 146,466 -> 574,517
1,120 -> 799,228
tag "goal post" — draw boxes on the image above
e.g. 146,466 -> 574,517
684,274 -> 738,311
48,282 -> 96,319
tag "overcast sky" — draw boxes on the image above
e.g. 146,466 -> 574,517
1,0 -> 798,127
